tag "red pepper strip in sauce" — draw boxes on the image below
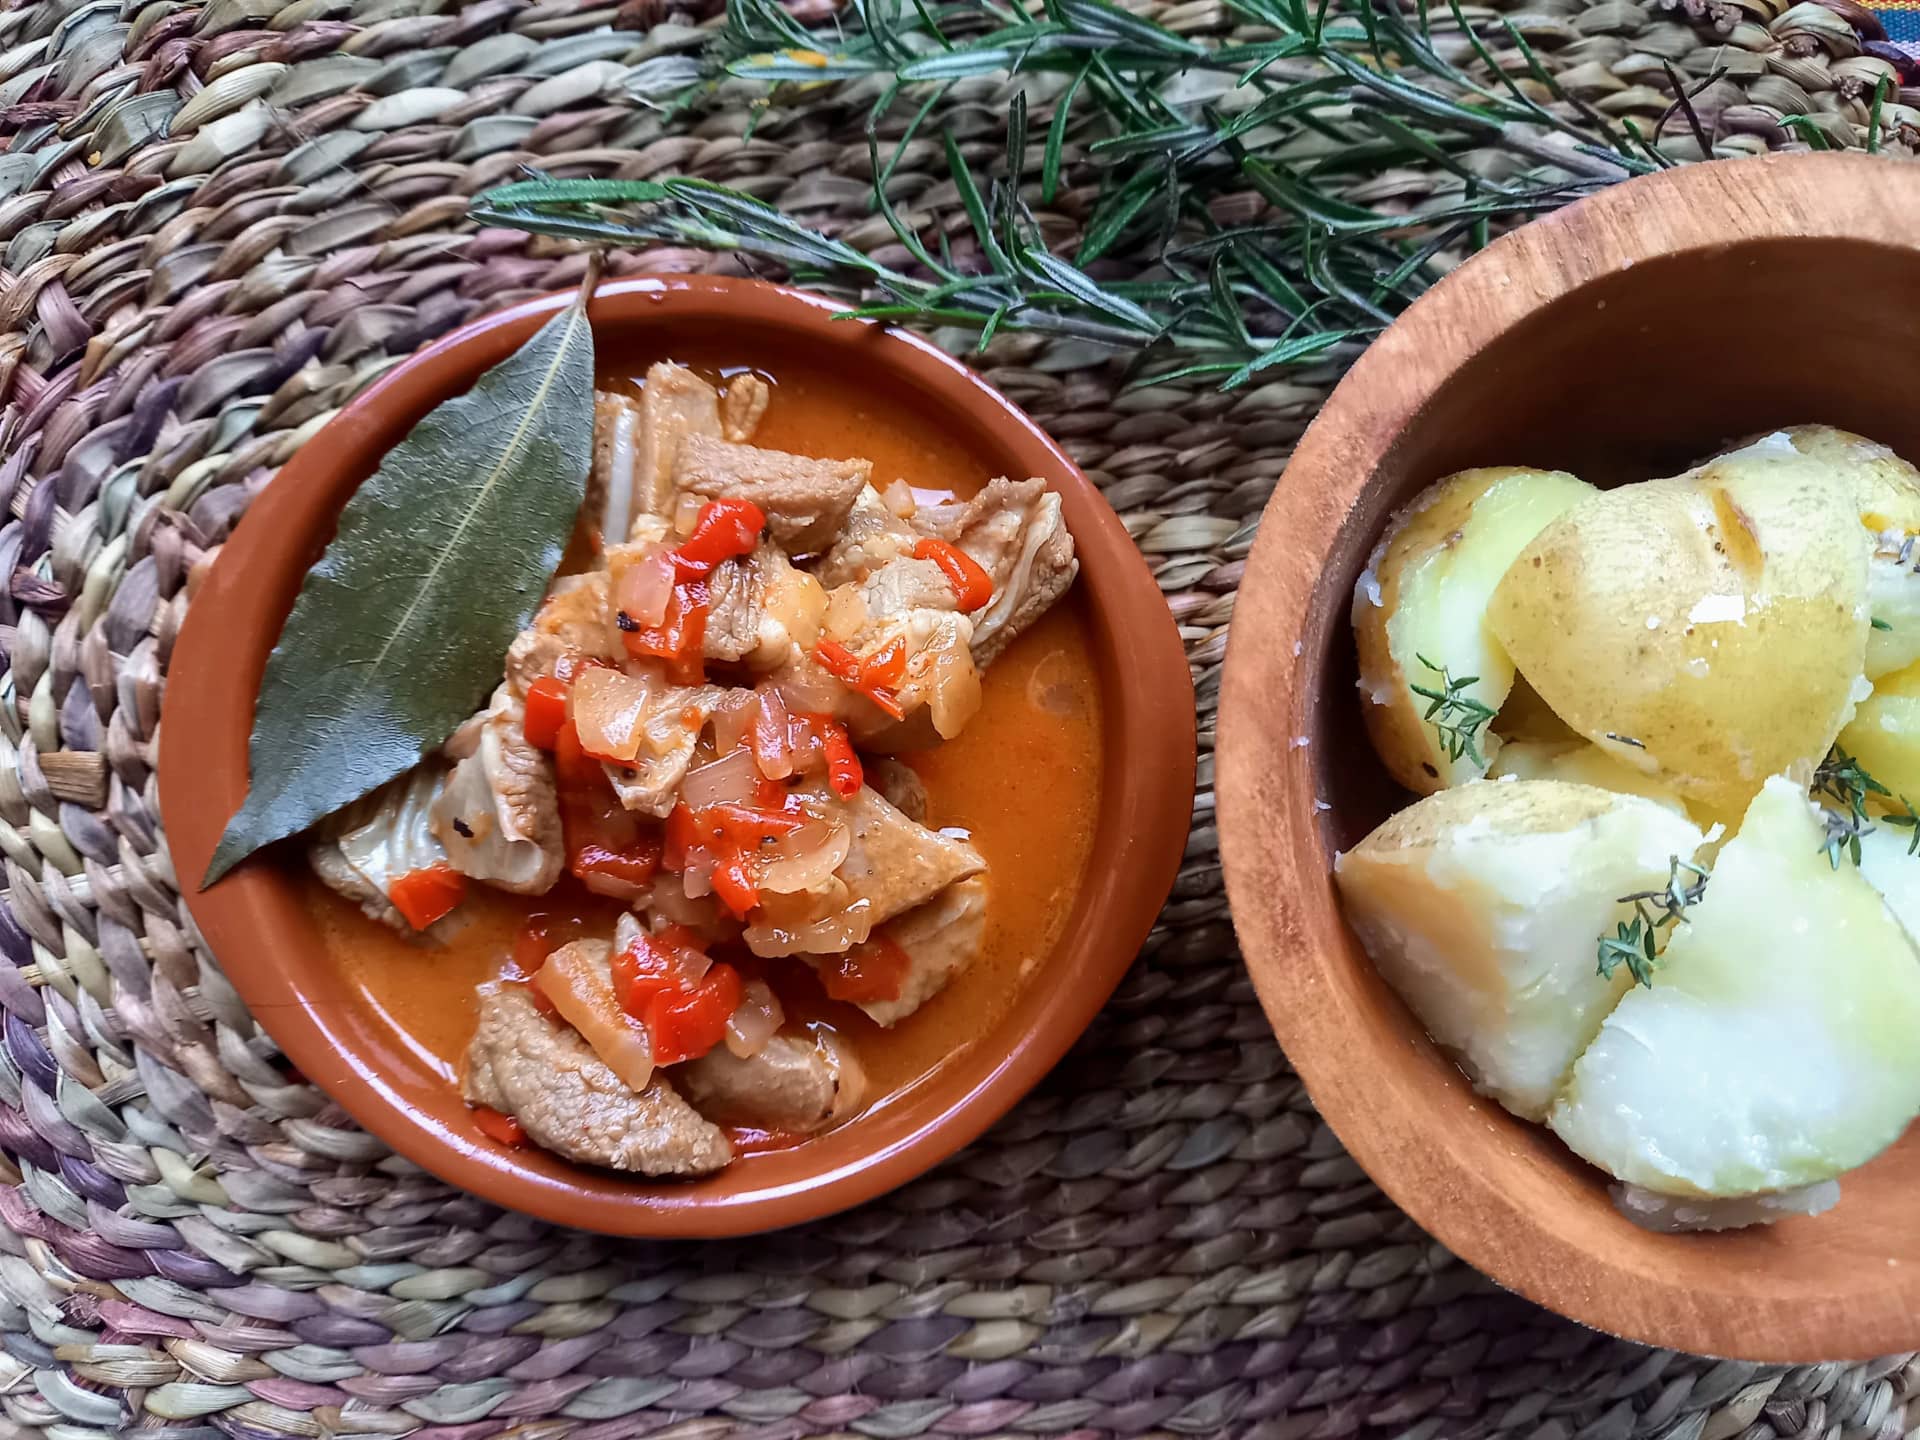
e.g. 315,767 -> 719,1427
472,1107 -> 527,1147
388,865 -> 467,930
820,933 -> 912,1004
913,537 -> 994,611
671,498 -> 767,576
522,675 -> 570,750
859,635 -> 908,690
570,833 -> 662,895
611,926 -> 686,1016
724,1124 -> 808,1156
814,638 -> 905,720
818,718 -> 863,799
623,580 -> 708,685
710,847 -> 760,919
647,961 -> 743,1065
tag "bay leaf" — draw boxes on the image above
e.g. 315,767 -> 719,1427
204,298 -> 595,885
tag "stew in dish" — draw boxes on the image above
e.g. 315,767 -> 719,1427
297,352 -> 1103,1176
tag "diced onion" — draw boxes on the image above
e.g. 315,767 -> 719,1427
724,979 -> 784,1059
751,688 -> 794,779
683,747 -> 761,810
614,912 -> 644,954
681,852 -> 716,898
774,662 -> 847,720
538,942 -> 654,1092
747,887 -> 875,956
645,876 -> 734,939
674,491 -> 704,536
757,820 -> 850,894
613,547 -> 674,629
882,478 -> 918,519
571,667 -> 654,762
710,692 -> 757,755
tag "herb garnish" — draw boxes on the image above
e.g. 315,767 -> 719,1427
1597,856 -> 1710,989
1872,617 -> 1893,632
1409,655 -> 1495,767
1811,744 -> 1920,866
204,272 -> 599,885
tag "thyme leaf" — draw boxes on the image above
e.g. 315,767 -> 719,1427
1597,856 -> 1709,988
1407,654 -> 1494,766
1813,744 -> 1920,864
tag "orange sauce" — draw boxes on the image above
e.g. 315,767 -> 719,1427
302,352 -> 1105,1133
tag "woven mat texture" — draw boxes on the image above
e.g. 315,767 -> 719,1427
0,0 -> 1916,1435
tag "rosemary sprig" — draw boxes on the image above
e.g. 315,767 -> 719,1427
1407,654 -> 1494,766
1597,856 -> 1709,989
470,0 -> 1682,388
1812,744 -> 1920,864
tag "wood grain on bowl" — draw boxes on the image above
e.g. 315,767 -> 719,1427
160,276 -> 1197,1238
1218,153 -> 1920,1362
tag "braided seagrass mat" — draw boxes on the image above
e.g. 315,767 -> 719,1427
3,0 -> 1919,1435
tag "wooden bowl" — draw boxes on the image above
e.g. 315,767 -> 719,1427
1217,153 -> 1920,1362
160,276 -> 1195,1238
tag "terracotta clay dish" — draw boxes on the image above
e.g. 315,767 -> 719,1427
1218,153 -> 1920,1362
161,275 -> 1195,1238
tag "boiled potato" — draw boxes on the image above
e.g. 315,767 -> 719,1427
1550,777 -> 1920,1198
1487,739 -> 1689,815
1353,467 -> 1592,793
1334,779 -> 1706,1121
1857,822 -> 1920,946
1728,426 -> 1920,678
1488,444 -> 1871,820
1836,659 -> 1920,800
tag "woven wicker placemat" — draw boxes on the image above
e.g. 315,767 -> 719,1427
1,0 -> 1915,1435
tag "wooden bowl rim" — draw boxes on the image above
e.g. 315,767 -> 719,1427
159,275 -> 1196,1237
1217,152 -> 1920,1361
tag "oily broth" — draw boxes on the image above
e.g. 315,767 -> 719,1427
307,351 -> 1105,1148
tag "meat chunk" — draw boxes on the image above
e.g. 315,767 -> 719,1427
859,557 -> 959,620
721,373 -> 771,443
635,363 -> 722,524
677,1031 -> 865,1133
464,983 -> 731,1176
704,548 -> 766,663
850,609 -> 983,747
590,390 -> 641,544
867,757 -> 928,824
817,484 -> 916,587
308,764 -> 452,933
602,682 -> 731,818
914,478 -> 1078,666
674,435 -> 870,554
431,684 -> 563,894
506,572 -> 617,695
853,874 -> 989,1027
745,785 -> 984,956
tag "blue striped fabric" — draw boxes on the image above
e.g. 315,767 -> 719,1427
1879,4 -> 1920,48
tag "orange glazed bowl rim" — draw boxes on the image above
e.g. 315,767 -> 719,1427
160,275 -> 1197,1237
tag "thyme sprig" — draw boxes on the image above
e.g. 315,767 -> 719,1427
1408,654 -> 1494,766
1812,744 -> 1920,865
1597,856 -> 1710,989
470,0 -> 1682,388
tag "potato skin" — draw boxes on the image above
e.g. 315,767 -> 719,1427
1487,444 -> 1870,821
1353,467 -> 1591,795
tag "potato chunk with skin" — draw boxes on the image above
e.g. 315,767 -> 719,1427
1726,426 -> 1920,678
1487,739 -> 1689,815
1550,777 -> 1920,1199
1354,467 -> 1592,794
1837,659 -> 1920,802
1488,445 -> 1871,820
1334,780 -> 1705,1121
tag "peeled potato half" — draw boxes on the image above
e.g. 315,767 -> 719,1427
1550,777 -> 1920,1198
1488,444 -> 1871,820
1334,779 -> 1705,1121
1353,467 -> 1592,793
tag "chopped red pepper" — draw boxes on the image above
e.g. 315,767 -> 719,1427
701,801 -> 808,847
913,537 -> 994,610
672,498 -> 767,575
624,580 -> 708,684
388,864 -> 466,930
663,801 -> 700,871
522,675 -> 570,750
611,926 -> 689,1017
647,961 -> 743,1065
472,1106 -> 527,1147
814,638 -> 860,683
814,638 -> 905,719
556,732 -> 662,899
570,832 -> 662,895
553,718 -> 606,791
753,773 -> 786,809
821,933 -> 912,1004
819,719 -> 862,799
710,847 -> 760,918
